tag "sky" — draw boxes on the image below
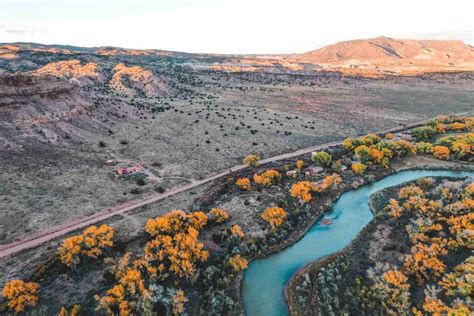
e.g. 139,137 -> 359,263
0,0 -> 473,54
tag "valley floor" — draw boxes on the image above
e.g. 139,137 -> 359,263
1,72 -> 473,244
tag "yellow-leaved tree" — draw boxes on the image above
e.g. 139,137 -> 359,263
351,162 -> 366,175
228,254 -> 248,272
144,210 -> 209,280
58,304 -> 81,316
235,177 -> 251,190
243,154 -> 260,168
57,224 -> 115,268
296,160 -> 304,170
2,279 -> 40,313
261,207 -> 287,228
230,224 -> 245,238
172,289 -> 188,315
253,169 -> 281,186
145,210 -> 207,236
209,208 -> 229,223
433,146 -> 450,160
144,227 -> 209,280
290,181 -> 313,203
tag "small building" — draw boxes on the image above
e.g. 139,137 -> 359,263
304,166 -> 324,177
116,164 -> 142,176
105,159 -> 115,166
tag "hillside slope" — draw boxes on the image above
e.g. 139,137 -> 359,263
32,60 -> 105,86
109,63 -> 170,97
288,36 -> 474,75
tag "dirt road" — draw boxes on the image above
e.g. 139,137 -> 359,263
0,121 -> 429,259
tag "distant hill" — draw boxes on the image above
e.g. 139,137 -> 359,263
288,36 -> 474,75
2,37 -> 474,76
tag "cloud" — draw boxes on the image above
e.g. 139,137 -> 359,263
0,25 -> 47,42
397,30 -> 474,46
5,29 -> 27,34
416,30 -> 473,42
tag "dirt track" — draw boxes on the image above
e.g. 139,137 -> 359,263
0,120 -> 430,259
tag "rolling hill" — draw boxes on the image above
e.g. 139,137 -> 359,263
288,36 -> 474,75
1,36 -> 474,77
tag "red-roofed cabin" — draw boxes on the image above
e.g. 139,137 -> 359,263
105,159 -> 115,166
116,164 -> 142,176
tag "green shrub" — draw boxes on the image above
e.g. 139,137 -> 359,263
410,126 -> 436,142
415,142 -> 434,154
311,151 -> 332,167
435,136 -> 457,147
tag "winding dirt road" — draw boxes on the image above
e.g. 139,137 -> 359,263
0,121 -> 428,259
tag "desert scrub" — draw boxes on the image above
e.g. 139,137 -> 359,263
290,254 -> 349,315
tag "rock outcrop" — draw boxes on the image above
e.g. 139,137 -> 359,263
33,60 -> 105,86
109,63 -> 169,97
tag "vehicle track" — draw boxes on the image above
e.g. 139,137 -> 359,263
0,119 -> 438,258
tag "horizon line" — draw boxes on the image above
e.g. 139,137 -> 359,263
2,35 -> 473,57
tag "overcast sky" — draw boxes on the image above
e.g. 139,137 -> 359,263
1,0 -> 473,54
